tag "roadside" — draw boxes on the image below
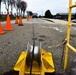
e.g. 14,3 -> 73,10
42,18 -> 76,26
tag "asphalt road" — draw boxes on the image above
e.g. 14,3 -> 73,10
0,18 -> 76,74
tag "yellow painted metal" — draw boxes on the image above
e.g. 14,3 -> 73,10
64,0 -> 76,70
41,49 -> 55,73
67,44 -> 76,53
14,51 -> 27,71
14,49 -> 55,75
70,4 -> 76,8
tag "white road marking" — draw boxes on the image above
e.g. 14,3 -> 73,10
41,26 -> 63,32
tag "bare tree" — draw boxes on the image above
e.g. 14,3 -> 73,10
2,0 -> 15,14
2,0 -> 10,14
0,0 -> 2,15
20,1 -> 27,17
10,0 -> 16,16
16,0 -> 27,17
16,0 -> 21,16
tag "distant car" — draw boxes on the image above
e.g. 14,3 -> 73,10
72,19 -> 76,23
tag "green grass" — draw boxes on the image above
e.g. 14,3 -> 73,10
0,15 -> 16,21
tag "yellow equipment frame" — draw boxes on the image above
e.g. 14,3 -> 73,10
64,0 -> 76,70
14,49 -> 55,75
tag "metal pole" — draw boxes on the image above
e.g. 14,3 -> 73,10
64,0 -> 72,70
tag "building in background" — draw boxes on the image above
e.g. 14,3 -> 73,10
54,13 -> 75,20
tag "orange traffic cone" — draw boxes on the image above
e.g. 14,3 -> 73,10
15,16 -> 18,24
30,16 -> 32,20
29,16 -> 31,20
27,17 -> 28,20
27,16 -> 31,21
0,21 -> 4,34
27,16 -> 29,21
18,16 -> 23,26
5,14 -> 13,30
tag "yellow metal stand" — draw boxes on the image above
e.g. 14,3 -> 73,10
14,49 -> 55,75
64,0 -> 76,70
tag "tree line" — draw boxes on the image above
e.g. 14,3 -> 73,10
0,0 -> 76,19
0,0 -> 27,17
44,9 -> 76,19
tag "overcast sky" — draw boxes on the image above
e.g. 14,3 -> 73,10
1,0 -> 76,15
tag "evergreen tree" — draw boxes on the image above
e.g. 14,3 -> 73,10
45,10 -> 53,18
74,13 -> 76,19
